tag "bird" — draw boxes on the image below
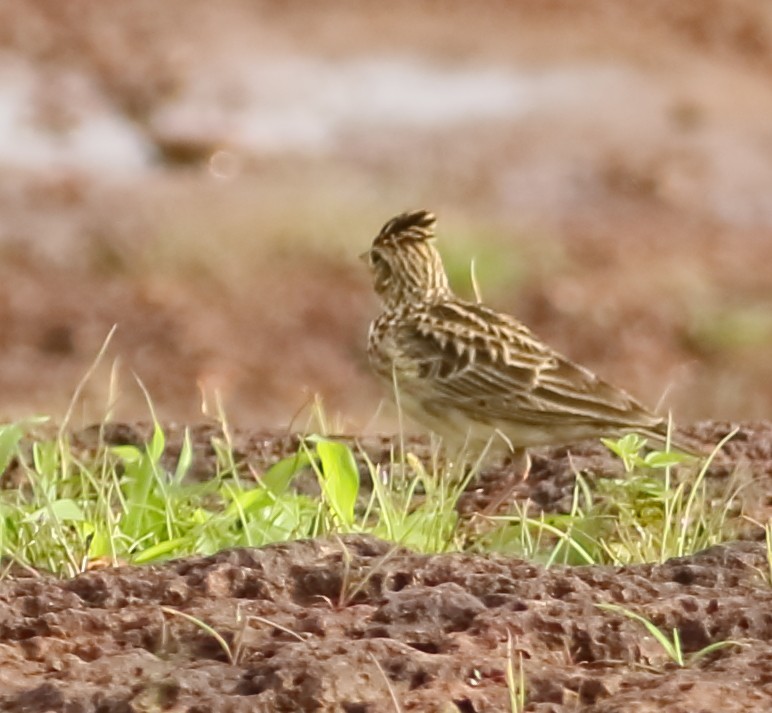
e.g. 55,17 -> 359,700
364,209 -> 695,477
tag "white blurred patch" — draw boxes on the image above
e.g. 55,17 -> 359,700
0,55 -> 152,174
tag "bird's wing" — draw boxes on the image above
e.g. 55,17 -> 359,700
397,300 -> 662,429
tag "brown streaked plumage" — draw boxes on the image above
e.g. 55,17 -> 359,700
365,209 -> 689,457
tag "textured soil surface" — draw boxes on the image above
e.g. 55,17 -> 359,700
0,535 -> 770,712
1,423 -> 772,712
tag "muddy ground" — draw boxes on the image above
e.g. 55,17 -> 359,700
2,0 -> 772,710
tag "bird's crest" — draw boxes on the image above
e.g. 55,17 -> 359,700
374,210 -> 437,247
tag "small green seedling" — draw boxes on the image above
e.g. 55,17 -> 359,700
160,606 -> 236,665
596,603 -> 741,667
305,436 -> 360,531
601,433 -> 691,474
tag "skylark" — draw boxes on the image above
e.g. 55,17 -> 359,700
365,209 -> 692,469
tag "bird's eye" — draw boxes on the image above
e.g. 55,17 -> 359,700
370,251 -> 387,271
369,250 -> 392,292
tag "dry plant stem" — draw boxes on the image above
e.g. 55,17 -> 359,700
60,325 -> 117,436
369,653 -> 404,713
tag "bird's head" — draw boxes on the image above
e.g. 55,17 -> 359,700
363,210 -> 451,310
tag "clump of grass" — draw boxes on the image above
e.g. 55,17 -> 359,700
0,386 -> 741,577
480,431 -> 738,566
506,631 -> 527,713
0,406 -> 480,576
0,418 -> 325,576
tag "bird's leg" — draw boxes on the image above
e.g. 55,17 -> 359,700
481,448 -> 530,516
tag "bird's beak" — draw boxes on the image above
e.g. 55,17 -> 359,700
358,250 -> 371,265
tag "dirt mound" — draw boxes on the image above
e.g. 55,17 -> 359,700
0,535 -> 768,712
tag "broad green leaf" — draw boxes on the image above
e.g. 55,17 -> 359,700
112,445 -> 143,463
29,499 -> 86,523
121,455 -> 159,540
643,451 -> 691,469
174,428 -> 194,482
261,451 -> 312,495
224,452 -> 312,523
148,422 -> 165,463
315,440 -> 359,528
82,526 -> 116,559
224,485 -> 273,518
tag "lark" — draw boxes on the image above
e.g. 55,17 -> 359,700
365,209 -> 692,475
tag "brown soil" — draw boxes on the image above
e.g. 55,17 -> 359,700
1,533 -> 770,712
2,1 -> 772,710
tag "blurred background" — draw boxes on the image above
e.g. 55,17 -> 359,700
1,0 -> 771,431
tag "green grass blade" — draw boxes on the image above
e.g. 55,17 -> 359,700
596,603 -> 680,663
0,424 -> 24,475
133,537 -> 190,564
687,640 -> 742,666
174,428 -> 194,483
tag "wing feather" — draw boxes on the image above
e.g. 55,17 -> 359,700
396,301 -> 662,430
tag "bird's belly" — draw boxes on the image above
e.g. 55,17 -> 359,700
394,392 -> 522,452
399,391 -> 621,452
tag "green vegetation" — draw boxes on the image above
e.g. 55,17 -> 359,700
688,303 -> 772,352
0,402 -> 744,577
481,430 -> 738,565
440,221 -> 564,303
596,603 -> 741,668
0,413 -> 477,576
